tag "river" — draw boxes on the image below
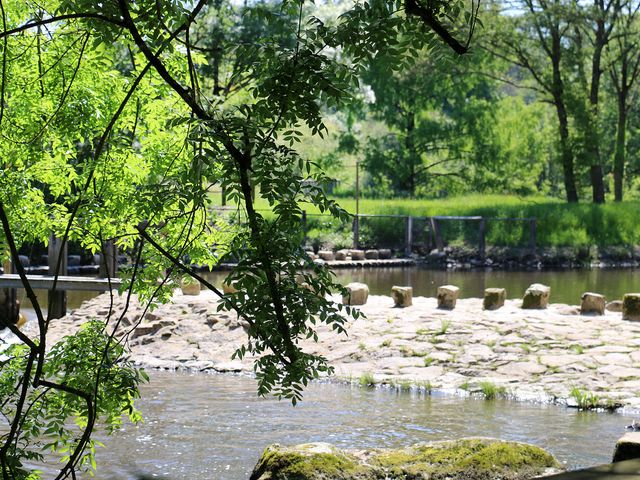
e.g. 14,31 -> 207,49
17,266 -> 640,313
92,371 -> 634,480
11,266 -> 640,478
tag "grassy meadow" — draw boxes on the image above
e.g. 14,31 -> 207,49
249,195 -> 640,248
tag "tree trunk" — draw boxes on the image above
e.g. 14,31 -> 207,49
588,41 -> 605,204
550,30 -> 578,203
554,96 -> 578,203
614,95 -> 627,201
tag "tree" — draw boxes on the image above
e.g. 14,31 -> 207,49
608,1 -> 640,201
569,0 -> 625,203
0,0 -> 477,478
489,0 -> 580,203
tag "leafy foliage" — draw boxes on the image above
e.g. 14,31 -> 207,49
0,0 -> 478,477
0,321 -> 146,479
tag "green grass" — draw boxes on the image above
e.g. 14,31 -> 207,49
569,344 -> 584,354
436,319 -> 452,336
359,372 -> 376,388
249,194 -> 640,248
569,387 -> 600,409
479,381 -> 507,400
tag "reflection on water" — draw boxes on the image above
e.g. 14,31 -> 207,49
14,267 -> 640,315
203,267 -> 640,305
93,372 -> 632,480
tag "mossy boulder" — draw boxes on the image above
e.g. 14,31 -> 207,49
250,438 -> 562,480
250,443 -> 368,480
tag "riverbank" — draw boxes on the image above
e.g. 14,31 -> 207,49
39,290 -> 640,410
421,245 -> 640,270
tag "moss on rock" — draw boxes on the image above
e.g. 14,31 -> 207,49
250,438 -> 562,480
250,443 -> 369,480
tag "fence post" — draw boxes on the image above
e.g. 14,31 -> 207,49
48,234 -> 68,319
99,240 -> 118,279
1,258 -> 19,325
352,215 -> 359,249
404,216 -> 413,257
478,218 -> 486,260
529,218 -> 537,256
430,217 -> 444,251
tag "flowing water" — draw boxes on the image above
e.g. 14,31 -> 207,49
92,371 -> 634,480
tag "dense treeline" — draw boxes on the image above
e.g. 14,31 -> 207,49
313,0 -> 640,203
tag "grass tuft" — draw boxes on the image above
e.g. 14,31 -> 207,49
569,386 -> 600,409
479,381 -> 507,400
359,372 -> 376,388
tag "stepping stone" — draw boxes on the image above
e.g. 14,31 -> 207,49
391,286 -> 413,307
437,285 -> 459,310
483,288 -> 506,310
334,250 -> 348,261
365,249 -> 379,260
522,283 -> 550,309
180,279 -> 201,296
350,249 -> 365,260
379,249 -> 392,259
342,282 -> 369,306
222,280 -> 239,294
318,250 -> 335,261
613,432 -> 640,462
623,294 -> 640,321
581,292 -> 605,315
607,300 -> 623,312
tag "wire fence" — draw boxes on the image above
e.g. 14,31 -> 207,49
300,213 -> 537,256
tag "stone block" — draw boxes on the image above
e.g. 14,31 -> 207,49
342,282 -> 369,306
365,249 -> 379,260
437,285 -> 459,310
613,432 -> 640,462
350,249 -> 365,260
222,280 -> 239,295
391,286 -> 413,307
334,250 -> 348,261
180,279 -> 201,296
522,283 -> 550,309
581,292 -> 605,315
483,288 -> 506,310
607,300 -> 623,312
318,250 -> 335,261
623,294 -> 640,321
379,248 -> 392,259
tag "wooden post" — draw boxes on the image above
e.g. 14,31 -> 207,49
353,160 -> 360,249
221,185 -> 227,206
478,218 -> 486,260
529,218 -> 537,255
352,215 -> 359,249
99,240 -> 118,278
430,217 -> 444,251
48,235 -> 68,319
1,258 -> 18,325
404,216 -> 413,257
